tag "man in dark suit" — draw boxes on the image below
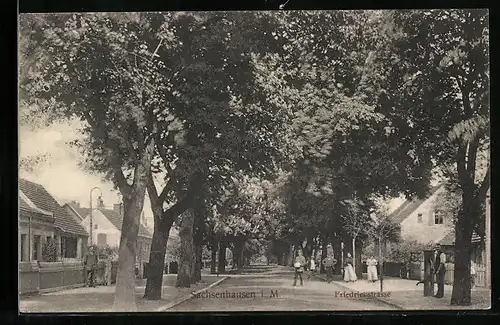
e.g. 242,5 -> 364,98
434,244 -> 446,298
84,246 -> 98,287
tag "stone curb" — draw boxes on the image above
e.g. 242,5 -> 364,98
156,276 -> 231,312
313,274 -> 404,310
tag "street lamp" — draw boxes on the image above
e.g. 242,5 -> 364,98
89,187 -> 102,246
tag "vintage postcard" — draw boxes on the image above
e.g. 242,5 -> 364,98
18,9 -> 490,312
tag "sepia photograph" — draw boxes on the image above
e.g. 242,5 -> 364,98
18,9 -> 490,313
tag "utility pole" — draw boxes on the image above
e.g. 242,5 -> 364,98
485,188 -> 491,288
89,187 -> 102,246
379,235 -> 383,293
340,241 -> 344,278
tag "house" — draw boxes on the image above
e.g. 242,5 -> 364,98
64,199 -> 153,278
388,184 -> 485,259
385,184 -> 483,254
390,185 -> 453,245
19,179 -> 89,262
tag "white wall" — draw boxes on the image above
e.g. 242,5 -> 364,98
80,210 -> 121,248
400,187 -> 452,244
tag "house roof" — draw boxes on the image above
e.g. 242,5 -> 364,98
19,196 -> 32,211
389,185 -> 444,224
19,191 -> 54,216
19,179 -> 89,237
439,231 -> 482,245
71,206 -> 152,239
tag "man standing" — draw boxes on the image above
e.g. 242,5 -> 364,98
322,252 -> 337,283
84,246 -> 98,287
293,250 -> 306,286
434,244 -> 446,298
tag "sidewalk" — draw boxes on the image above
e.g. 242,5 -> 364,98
316,274 -> 491,310
20,275 -> 226,313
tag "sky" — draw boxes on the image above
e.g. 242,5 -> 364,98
19,119 -> 155,226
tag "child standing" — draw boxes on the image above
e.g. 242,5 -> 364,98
307,256 -> 317,281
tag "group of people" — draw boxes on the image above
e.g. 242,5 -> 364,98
83,247 -> 114,287
292,249 -> 379,286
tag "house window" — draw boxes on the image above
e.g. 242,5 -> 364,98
417,213 -> 423,223
434,210 -> 444,224
33,235 -> 41,260
20,234 -> 27,261
61,237 -> 77,258
97,233 -> 107,246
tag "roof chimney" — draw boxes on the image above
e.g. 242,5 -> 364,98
97,196 -> 105,209
113,203 -> 123,216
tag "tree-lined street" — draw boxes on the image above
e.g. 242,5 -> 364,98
167,264 -> 395,311
19,9 -> 489,311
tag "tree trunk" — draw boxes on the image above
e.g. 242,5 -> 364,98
379,236 -> 383,292
355,238 -> 363,278
450,200 -> 475,305
210,236 -> 218,274
176,209 -> 195,288
218,238 -> 227,274
113,144 -> 152,312
192,209 -> 203,283
265,241 -> 272,265
143,214 -> 174,300
304,235 -> 313,259
332,234 -> 342,275
320,240 -> 327,274
194,242 -> 202,282
234,237 -> 244,269
232,245 -> 238,268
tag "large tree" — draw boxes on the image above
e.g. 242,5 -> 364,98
387,9 -> 489,305
142,11 -> 291,297
253,10 -> 434,273
19,12 -> 183,311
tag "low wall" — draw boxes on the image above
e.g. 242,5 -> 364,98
19,260 -> 116,295
19,262 -> 40,295
379,262 -> 487,287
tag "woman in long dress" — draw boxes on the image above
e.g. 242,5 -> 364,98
366,256 -> 378,282
343,253 -> 357,282
104,255 -> 112,286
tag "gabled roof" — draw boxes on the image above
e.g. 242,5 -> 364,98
19,179 -> 89,237
19,191 -> 53,216
71,206 -> 152,239
19,196 -> 32,211
64,202 -> 85,221
389,185 -> 444,224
